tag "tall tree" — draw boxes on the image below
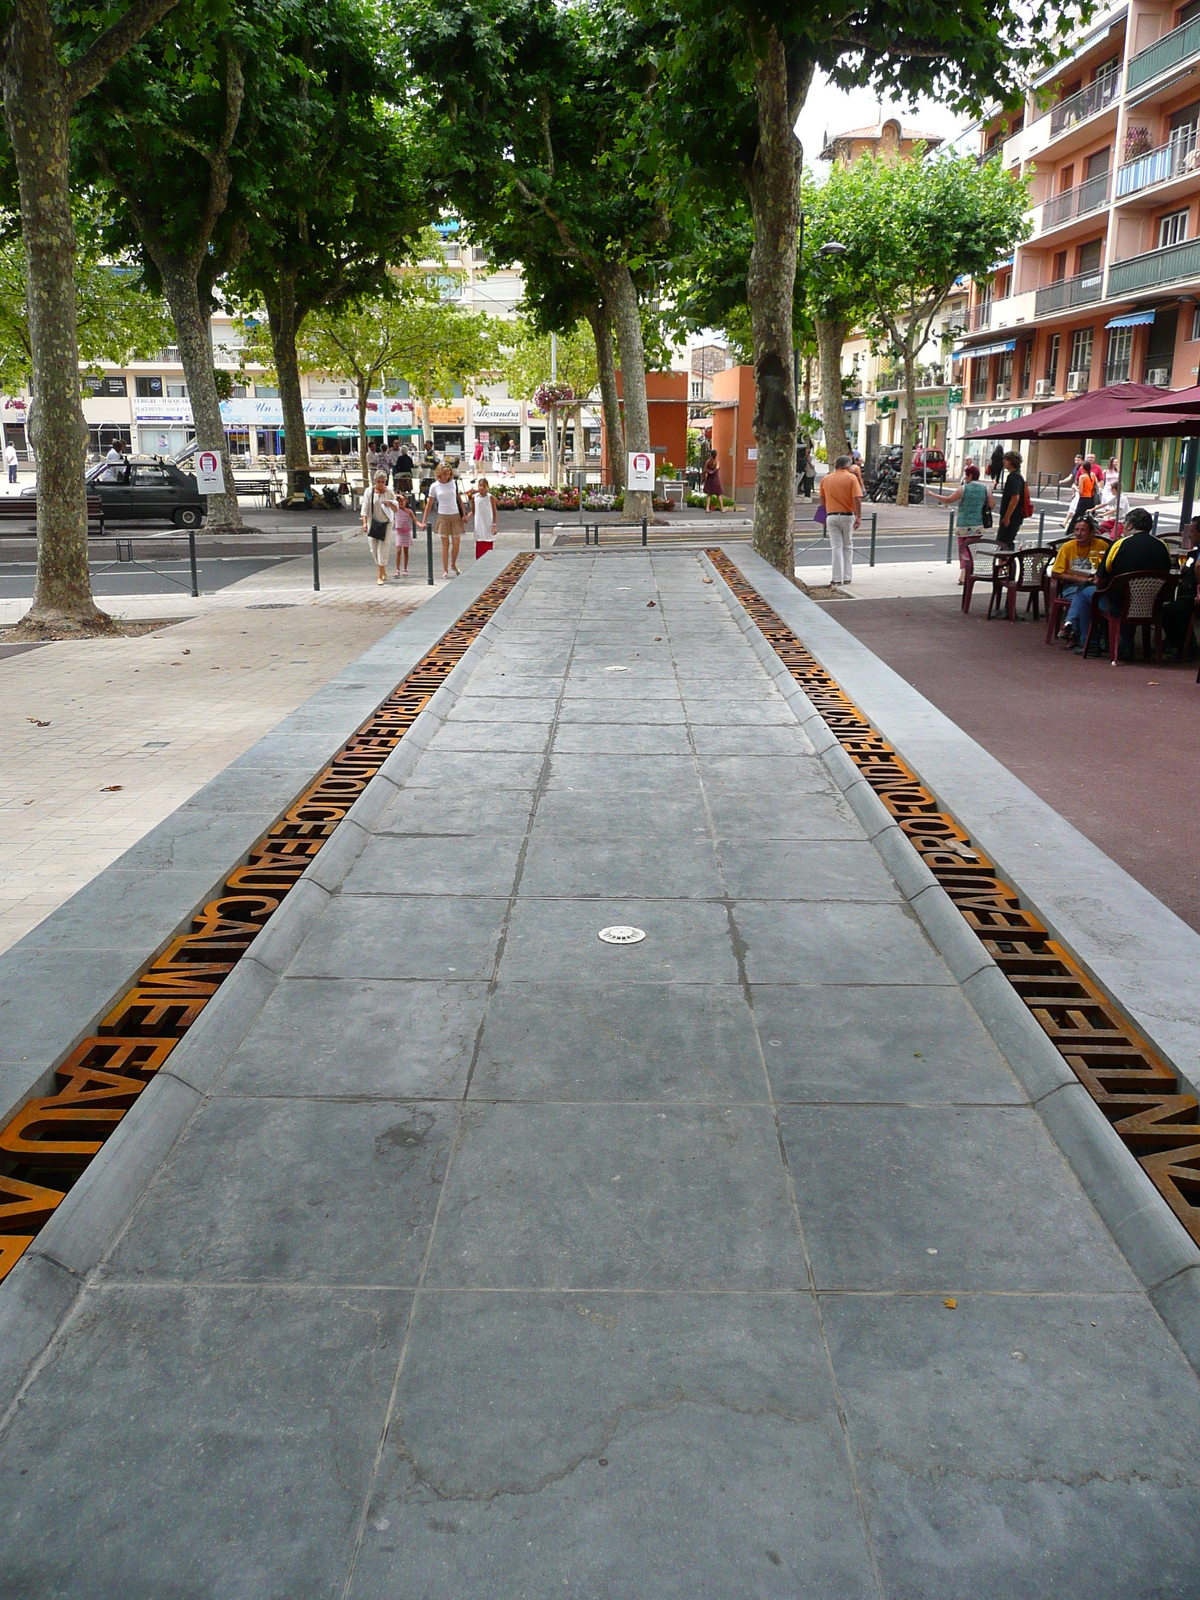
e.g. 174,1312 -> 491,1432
498,315 -> 598,485
403,0 -> 678,522
663,0 -> 1080,577
297,285 -> 501,483
829,150 -> 1028,503
2,0 -> 181,634
228,0 -> 432,498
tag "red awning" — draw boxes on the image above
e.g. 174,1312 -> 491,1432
966,382 -> 1173,441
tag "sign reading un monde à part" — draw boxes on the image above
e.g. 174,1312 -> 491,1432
131,397 -> 422,428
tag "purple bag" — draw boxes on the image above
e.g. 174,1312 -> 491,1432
813,503 -> 827,525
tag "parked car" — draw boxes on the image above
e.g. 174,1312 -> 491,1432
877,444 -> 947,482
23,457 -> 208,528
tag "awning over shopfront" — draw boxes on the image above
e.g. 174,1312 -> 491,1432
952,337 -> 1016,360
966,382 -> 1175,440
1105,310 -> 1157,329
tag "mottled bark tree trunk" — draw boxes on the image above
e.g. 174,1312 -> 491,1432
802,354 -> 812,419
586,300 -> 624,491
744,31 -> 812,578
3,7 -> 105,631
266,271 -> 311,500
357,385 -> 369,487
157,263 -> 242,529
816,317 -> 849,463
897,346 -> 918,507
599,261 -> 651,523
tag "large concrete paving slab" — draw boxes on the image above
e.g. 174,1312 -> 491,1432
2,549 -> 1200,1597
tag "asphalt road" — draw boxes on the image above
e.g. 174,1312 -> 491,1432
0,554 -> 291,598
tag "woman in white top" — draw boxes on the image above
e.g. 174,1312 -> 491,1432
466,476 -> 498,555
360,470 -> 397,584
420,463 -> 464,578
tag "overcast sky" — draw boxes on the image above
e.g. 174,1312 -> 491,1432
795,73 -> 977,171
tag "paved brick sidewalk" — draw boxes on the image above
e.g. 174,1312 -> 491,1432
0,539 -> 451,954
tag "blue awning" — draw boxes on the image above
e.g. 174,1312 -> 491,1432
953,338 -> 1016,359
1105,310 -> 1156,329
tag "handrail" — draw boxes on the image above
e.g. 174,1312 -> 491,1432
1128,14 -> 1200,92
1117,128 -> 1200,197
1108,233 -> 1200,295
1034,268 -> 1104,316
1038,171 -> 1111,231
1048,69 -> 1120,136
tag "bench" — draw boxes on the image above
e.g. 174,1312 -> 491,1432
0,494 -> 104,534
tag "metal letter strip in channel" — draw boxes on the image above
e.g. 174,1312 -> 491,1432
708,549 -> 1200,1250
0,556 -> 534,1284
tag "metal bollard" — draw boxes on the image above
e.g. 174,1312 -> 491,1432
1152,510 -> 1160,536
869,512 -> 877,567
534,517 -> 540,550
1038,511 -> 1045,543
188,526 -> 198,597
641,517 -> 647,546
311,525 -> 320,592
945,510 -> 955,564
426,521 -> 434,585
595,522 -> 600,546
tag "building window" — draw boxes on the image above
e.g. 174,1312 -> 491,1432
1159,209 -> 1189,248
134,375 -> 163,397
1045,333 -> 1060,385
1018,341 -> 1033,397
1069,327 -> 1093,375
970,357 -> 988,401
996,351 -> 1014,390
165,381 -> 188,398
1191,307 -> 1200,341
1104,327 -> 1133,384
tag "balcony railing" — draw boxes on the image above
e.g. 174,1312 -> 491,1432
1048,69 -> 1120,136
1128,15 -> 1200,92
1116,128 -> 1200,196
966,301 -> 992,331
1038,171 -> 1111,231
1108,234 -> 1200,295
1034,268 -> 1104,316
1103,360 -> 1131,386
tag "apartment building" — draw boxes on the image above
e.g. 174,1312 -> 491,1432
955,0 -> 1200,493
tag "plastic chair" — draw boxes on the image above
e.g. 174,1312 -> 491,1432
995,547 -> 1054,621
961,539 -> 1012,615
1080,570 -> 1176,664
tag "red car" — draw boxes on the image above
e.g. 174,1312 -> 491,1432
911,446 -> 947,481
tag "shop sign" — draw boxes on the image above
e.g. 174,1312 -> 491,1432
627,451 -> 655,490
134,396 -> 193,422
472,402 -> 520,424
84,375 -> 128,398
217,397 -> 415,429
428,405 -> 464,425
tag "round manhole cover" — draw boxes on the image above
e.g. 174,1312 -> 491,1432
598,925 -> 646,945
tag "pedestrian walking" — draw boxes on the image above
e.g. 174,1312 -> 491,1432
702,449 -> 724,513
988,442 -> 1005,489
1063,457 -> 1100,540
392,443 -> 414,495
818,453 -> 862,585
393,491 -> 415,577
506,440 -> 516,477
997,450 -> 1028,550
473,437 -> 485,479
420,463 -> 465,579
930,463 -> 993,587
799,442 -> 815,499
5,440 -> 18,483
467,475 -> 497,558
361,469 -> 397,585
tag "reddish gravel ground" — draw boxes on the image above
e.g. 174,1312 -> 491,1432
819,592 -> 1200,932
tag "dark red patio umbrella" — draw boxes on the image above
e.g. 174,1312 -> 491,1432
966,382 -> 1173,440
1133,383 -> 1200,413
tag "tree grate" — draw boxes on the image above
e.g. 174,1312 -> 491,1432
707,548 -> 1200,1252
0,555 -> 535,1284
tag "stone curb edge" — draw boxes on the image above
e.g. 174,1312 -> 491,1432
0,555 -> 541,1427
701,546 -> 1200,1376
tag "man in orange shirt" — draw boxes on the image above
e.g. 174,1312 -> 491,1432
819,454 -> 863,584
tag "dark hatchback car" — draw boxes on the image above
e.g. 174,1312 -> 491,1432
25,458 -> 208,528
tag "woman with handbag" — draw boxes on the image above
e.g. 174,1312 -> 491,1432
930,463 -> 993,586
361,470 -> 398,584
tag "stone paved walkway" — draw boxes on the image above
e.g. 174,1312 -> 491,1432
2,550 -> 1200,1598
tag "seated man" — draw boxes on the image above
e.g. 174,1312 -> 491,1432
1092,506 -> 1172,659
1162,516 -> 1200,661
1050,514 -> 1108,649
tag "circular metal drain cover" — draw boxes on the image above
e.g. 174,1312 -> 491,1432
598,925 -> 646,945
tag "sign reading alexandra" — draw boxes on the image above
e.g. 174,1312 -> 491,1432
472,402 -> 521,424
627,451 -> 655,491
194,450 -> 225,494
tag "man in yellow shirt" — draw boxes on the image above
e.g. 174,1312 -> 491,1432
1051,514 -> 1108,649
819,454 -> 863,584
